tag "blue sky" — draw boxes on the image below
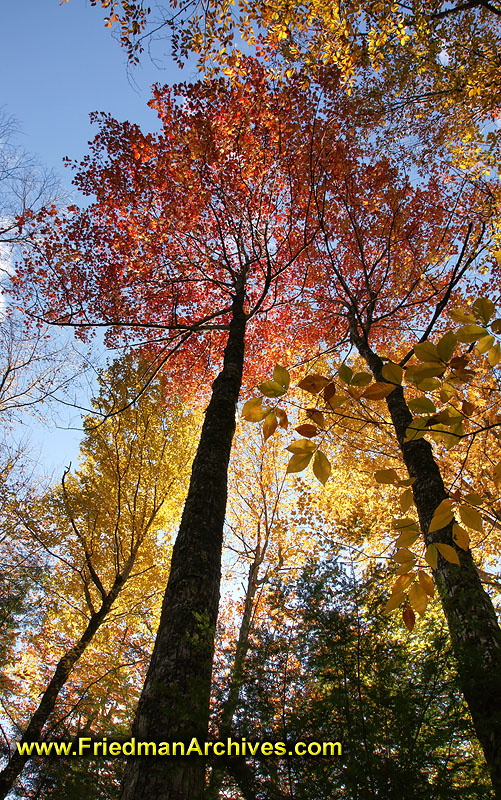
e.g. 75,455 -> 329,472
1,0 -> 195,474
1,0 -> 190,185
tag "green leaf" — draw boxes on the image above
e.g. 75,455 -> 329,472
472,296 -> 495,324
435,543 -> 460,565
286,452 -> 313,474
413,341 -> 441,362
273,364 -> 290,388
416,377 -> 442,391
408,397 -> 436,415
463,492 -> 483,506
437,331 -> 457,362
258,380 -> 287,398
406,363 -> 446,383
455,324 -> 489,343
474,335 -> 495,355
382,362 -> 403,384
338,364 -> 353,384
350,371 -> 372,386
286,438 -> 317,454
313,451 -> 331,485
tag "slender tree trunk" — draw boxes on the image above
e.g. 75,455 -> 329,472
120,291 -> 247,800
207,544 -> 264,799
0,571 -> 127,799
350,322 -> 501,798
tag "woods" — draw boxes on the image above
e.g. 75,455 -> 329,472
1,1 -> 501,798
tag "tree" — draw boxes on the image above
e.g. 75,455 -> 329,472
12,68 -> 359,799
0,355 -> 197,799
244,145 -> 501,793
228,556 -> 492,799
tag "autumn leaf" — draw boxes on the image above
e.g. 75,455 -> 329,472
312,450 -> 331,485
286,452 -> 313,473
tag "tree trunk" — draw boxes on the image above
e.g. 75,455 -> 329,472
120,292 -> 247,800
0,574 -> 125,799
207,541 -> 264,799
351,325 -> 501,798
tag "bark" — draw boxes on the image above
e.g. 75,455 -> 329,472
207,541 -> 265,799
0,564 -> 132,800
120,290 -> 247,800
350,321 -> 501,798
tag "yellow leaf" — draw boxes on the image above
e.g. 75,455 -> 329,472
395,562 -> 415,575
381,362 -> 403,384
425,544 -> 438,570
273,364 -> 290,388
395,530 -> 420,547
428,499 -> 453,532
384,592 -> 405,613
297,374 -> 330,395
374,468 -> 399,484
313,450 -> 331,485
418,570 -> 435,597
413,341 -> 441,362
286,438 -> 317,454
258,380 -> 287,398
452,523 -> 469,551
435,543 -> 460,565
458,504 -> 483,532
474,335 -> 495,355
436,332 -> 457,362
399,488 -> 414,513
409,582 -> 428,615
493,461 -> 501,489
455,324 -> 489,343
393,548 -> 416,563
263,412 -> 278,441
286,452 -> 312,473
391,573 -> 415,594
488,343 -> 501,367
241,397 -> 269,421
362,382 -> 396,400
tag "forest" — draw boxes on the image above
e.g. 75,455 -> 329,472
1,0 -> 501,798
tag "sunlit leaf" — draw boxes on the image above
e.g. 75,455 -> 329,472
313,450 -> 331,485
436,543 -> 460,565
286,452 -> 313,473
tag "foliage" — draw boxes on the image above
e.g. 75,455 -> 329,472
225,556 -> 493,799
